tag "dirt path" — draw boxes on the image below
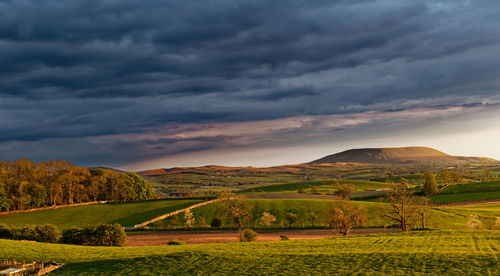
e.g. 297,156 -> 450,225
134,198 -> 224,229
126,228 -> 395,246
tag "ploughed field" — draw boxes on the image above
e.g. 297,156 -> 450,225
0,230 -> 498,275
126,228 -> 395,246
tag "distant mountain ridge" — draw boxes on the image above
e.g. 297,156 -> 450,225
310,146 -> 498,164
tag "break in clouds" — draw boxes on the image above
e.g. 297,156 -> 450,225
1,0 -> 500,168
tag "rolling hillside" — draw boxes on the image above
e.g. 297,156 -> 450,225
1,231 -> 498,275
311,146 -> 498,164
0,199 -> 202,230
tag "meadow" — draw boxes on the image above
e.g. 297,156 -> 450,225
0,230 -> 498,275
1,195 -> 498,231
0,199 -> 201,230
430,180 -> 500,203
238,179 -> 394,194
159,199 -> 500,230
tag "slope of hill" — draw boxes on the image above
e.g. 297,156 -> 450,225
311,147 -> 498,164
0,199 -> 201,230
1,231 -> 498,275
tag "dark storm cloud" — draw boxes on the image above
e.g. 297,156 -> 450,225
1,0 -> 500,167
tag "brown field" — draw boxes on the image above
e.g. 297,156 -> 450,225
126,228 -> 395,246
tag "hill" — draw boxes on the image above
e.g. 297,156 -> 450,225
311,146 -> 498,164
0,199 -> 201,230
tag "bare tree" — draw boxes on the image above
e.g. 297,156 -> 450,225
219,192 -> 253,239
325,200 -> 364,236
309,212 -> 318,227
413,196 -> 430,229
285,213 -> 297,228
383,183 -> 416,232
184,209 -> 195,228
260,212 -> 276,228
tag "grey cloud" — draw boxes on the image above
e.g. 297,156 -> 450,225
1,0 -> 500,166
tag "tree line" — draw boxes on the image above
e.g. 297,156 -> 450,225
0,158 -> 157,212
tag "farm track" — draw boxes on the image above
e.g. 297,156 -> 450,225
0,201 -> 100,216
134,198 -> 224,228
126,228 -> 396,246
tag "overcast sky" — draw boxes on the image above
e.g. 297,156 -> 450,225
1,0 -> 500,170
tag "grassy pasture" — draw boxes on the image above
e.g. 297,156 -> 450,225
0,199 -> 201,230
370,173 -> 425,185
0,230 -> 498,275
156,199 -> 500,230
439,180 -> 500,194
238,180 -> 393,194
431,191 -> 500,204
430,180 -> 500,203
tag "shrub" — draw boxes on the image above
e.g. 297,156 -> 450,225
60,224 -> 126,246
35,224 -> 60,243
0,224 -> 14,239
168,240 -> 185,245
60,228 -> 85,245
280,234 -> 289,241
210,217 -> 222,228
89,224 -> 127,246
240,229 -> 258,242
18,225 -> 41,241
0,224 -> 59,243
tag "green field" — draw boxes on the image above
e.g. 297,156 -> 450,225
431,191 -> 500,204
439,181 -> 500,194
370,173 -> 425,184
0,199 -> 201,230
153,199 -> 500,230
0,230 -> 498,275
430,180 -> 500,203
1,196 -> 498,231
238,180 -> 394,194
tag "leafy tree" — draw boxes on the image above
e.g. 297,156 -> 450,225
0,176 -> 11,211
334,184 -> 355,199
0,159 -> 157,211
423,172 -> 438,195
285,212 -> 297,228
325,200 -> 364,236
122,172 -> 158,200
